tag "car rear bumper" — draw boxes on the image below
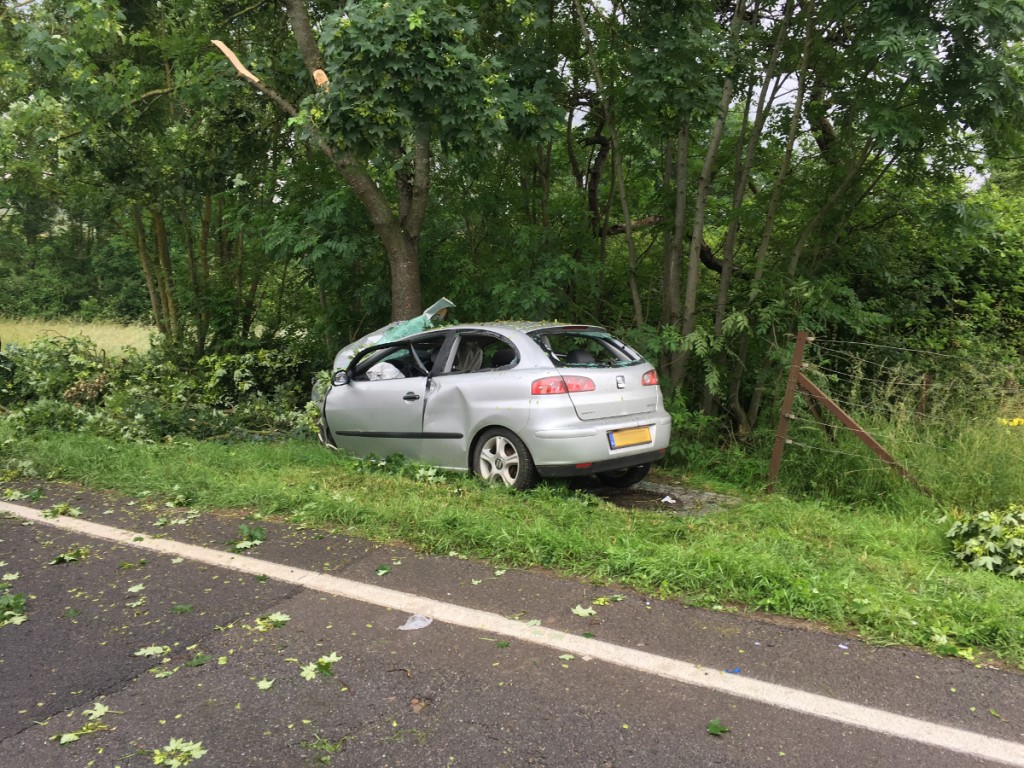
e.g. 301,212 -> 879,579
526,411 -> 671,475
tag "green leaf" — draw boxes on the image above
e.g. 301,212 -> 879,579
134,645 -> 170,657
571,604 -> 596,617
83,702 -> 109,720
43,503 -> 81,518
706,718 -> 730,736
153,738 -> 207,765
257,678 -> 275,690
48,547 -> 88,565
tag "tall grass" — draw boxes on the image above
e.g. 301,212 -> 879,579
3,428 -> 1023,667
770,346 -> 1024,510
0,318 -> 154,356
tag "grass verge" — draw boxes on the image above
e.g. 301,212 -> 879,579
2,429 -> 1022,669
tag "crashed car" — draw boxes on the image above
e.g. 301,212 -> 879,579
312,301 -> 671,490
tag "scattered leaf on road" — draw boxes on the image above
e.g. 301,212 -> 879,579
707,719 -> 730,736
135,645 -> 171,658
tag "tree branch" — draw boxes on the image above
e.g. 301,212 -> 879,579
282,0 -> 324,77
211,40 -> 298,117
601,215 -> 662,236
224,0 -> 270,25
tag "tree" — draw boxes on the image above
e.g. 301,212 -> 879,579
215,0 -> 538,321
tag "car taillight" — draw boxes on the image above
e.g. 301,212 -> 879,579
642,369 -> 659,386
531,375 -> 596,395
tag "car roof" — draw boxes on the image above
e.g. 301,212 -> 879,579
439,321 -> 609,335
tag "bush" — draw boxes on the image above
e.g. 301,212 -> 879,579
1,335 -> 311,442
0,336 -> 107,405
945,505 -> 1024,577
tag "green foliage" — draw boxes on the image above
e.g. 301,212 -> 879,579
313,0 -> 517,153
232,522 -> 266,552
152,738 -> 208,767
1,335 -> 309,442
0,589 -> 28,628
0,336 -> 107,404
946,506 -> 1024,578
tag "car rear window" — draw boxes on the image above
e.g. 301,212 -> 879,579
528,329 -> 643,368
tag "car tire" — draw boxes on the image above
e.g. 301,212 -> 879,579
596,463 -> 650,488
473,428 -> 538,491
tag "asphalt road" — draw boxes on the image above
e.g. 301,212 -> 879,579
1,479 -> 1022,768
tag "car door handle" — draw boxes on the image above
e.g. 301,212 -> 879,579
403,392 -> 421,402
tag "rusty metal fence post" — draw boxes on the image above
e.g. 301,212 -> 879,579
766,331 -> 926,495
766,331 -> 809,492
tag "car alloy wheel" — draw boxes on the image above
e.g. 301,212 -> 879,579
474,428 -> 538,491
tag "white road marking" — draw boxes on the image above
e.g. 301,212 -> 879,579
4,499 -> 1023,766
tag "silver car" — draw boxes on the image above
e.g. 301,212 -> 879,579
314,320 -> 672,490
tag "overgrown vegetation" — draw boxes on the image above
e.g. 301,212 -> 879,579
946,505 -> 1024,578
0,336 -> 312,442
3,1 -> 1024,419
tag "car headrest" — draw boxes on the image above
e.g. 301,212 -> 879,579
566,349 -> 596,365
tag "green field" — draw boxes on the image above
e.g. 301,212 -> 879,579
0,318 -> 153,356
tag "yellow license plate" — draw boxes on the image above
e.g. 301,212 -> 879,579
608,426 -> 652,449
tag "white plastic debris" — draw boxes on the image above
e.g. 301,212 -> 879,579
660,496 -> 677,504
398,615 -> 433,631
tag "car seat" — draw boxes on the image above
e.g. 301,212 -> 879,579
566,349 -> 596,365
455,342 -> 483,373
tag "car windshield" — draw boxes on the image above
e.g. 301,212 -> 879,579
528,329 -> 643,368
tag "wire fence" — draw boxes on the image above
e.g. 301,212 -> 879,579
772,333 -> 1024,505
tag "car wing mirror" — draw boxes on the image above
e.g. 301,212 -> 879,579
332,370 -> 349,387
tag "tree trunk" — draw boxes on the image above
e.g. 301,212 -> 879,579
572,0 -> 643,327
279,1 -> 424,320
197,194 -> 212,355
729,8 -> 814,433
703,1 -> 793,416
787,137 -> 877,277
132,204 -> 165,334
678,81 -> 734,377
660,124 -> 689,389
150,206 -> 178,340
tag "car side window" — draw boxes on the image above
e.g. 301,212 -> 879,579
351,335 -> 447,381
446,333 -> 517,374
